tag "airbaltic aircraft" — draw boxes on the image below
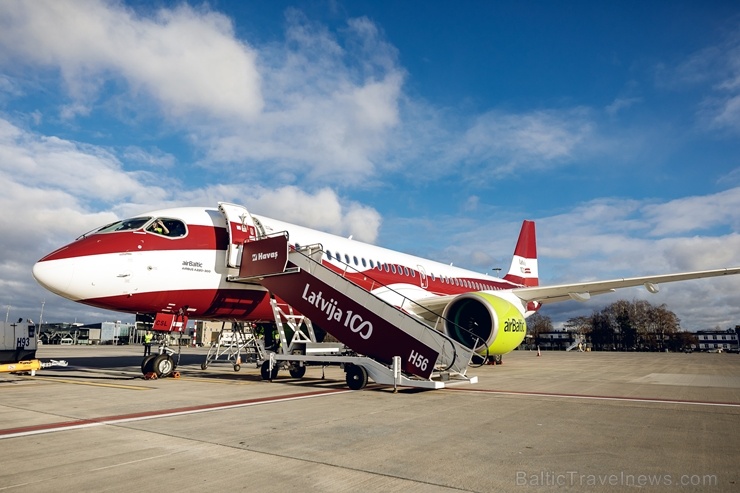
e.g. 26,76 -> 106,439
32,202 -> 740,359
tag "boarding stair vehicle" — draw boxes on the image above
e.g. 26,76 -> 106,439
227,233 -> 480,390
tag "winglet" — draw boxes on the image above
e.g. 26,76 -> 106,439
503,220 -> 538,287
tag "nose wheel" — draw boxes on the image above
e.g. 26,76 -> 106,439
142,338 -> 180,378
142,354 -> 176,378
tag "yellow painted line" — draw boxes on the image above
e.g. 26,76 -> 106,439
177,375 -> 258,385
28,376 -> 151,391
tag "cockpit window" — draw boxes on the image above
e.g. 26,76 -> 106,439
146,218 -> 187,238
95,217 -> 152,234
83,216 -> 187,239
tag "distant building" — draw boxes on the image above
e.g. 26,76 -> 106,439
39,321 -> 134,345
535,330 -> 581,351
192,320 -> 234,346
695,328 -> 739,352
79,321 -> 135,344
38,322 -> 84,344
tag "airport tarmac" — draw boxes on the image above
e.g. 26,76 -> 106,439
0,346 -> 738,492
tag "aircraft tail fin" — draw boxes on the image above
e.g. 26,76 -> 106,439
503,220 -> 538,287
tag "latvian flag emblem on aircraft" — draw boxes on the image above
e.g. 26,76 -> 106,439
521,267 -> 531,274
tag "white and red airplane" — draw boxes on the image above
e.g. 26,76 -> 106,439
32,202 -> 740,358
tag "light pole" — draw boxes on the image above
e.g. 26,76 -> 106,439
39,300 -> 45,329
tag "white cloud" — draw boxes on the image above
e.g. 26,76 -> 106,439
642,187 -> 740,236
0,3 -> 407,187
441,108 -> 596,179
200,12 -> 404,185
605,97 -> 642,116
122,146 -> 177,169
658,25 -> 740,134
248,186 -> 381,243
0,119 -> 159,206
0,0 -> 262,121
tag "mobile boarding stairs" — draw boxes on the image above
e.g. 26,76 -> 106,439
226,233 -> 479,390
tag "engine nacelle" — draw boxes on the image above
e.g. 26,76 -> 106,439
442,292 -> 527,355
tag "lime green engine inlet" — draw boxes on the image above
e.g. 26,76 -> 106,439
441,292 -> 527,355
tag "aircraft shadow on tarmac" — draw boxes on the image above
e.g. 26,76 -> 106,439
34,351 -> 439,391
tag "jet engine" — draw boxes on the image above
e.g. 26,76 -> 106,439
441,292 -> 527,355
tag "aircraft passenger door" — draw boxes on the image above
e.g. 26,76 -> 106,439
417,264 -> 428,289
218,202 -> 258,268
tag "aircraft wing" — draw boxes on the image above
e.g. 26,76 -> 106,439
510,267 -> 740,304
404,267 -> 740,321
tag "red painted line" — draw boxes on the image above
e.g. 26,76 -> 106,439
0,388 -> 349,439
445,387 -> 740,408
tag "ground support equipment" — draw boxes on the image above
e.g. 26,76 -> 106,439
201,322 -> 264,372
0,359 -> 68,376
230,235 -> 480,390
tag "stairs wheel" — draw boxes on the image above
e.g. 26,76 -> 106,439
289,364 -> 306,379
346,364 -> 368,390
260,360 -> 279,380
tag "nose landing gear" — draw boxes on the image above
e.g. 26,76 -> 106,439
141,338 -> 180,379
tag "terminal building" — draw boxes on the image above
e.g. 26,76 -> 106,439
35,319 -> 233,347
695,328 -> 739,352
37,321 -> 135,345
533,326 -> 739,352
534,330 -> 582,351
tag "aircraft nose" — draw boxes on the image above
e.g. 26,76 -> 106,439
32,258 -> 76,300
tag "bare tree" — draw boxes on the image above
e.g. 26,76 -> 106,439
564,315 -> 592,340
527,312 -> 553,338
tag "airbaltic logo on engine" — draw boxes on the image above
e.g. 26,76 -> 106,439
504,318 -> 525,333
252,251 -> 279,262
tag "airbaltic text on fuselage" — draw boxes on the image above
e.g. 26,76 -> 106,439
301,283 -> 373,339
252,251 -> 279,261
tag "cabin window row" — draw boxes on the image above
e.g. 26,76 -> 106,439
322,249 -> 500,292
324,250 -> 416,278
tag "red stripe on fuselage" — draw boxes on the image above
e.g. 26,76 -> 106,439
38,225 -> 229,262
81,288 -> 275,321
320,262 -> 518,296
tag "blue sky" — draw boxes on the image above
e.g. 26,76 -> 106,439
1,0 -> 740,329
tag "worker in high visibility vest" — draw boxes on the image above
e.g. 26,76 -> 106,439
143,331 -> 153,356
